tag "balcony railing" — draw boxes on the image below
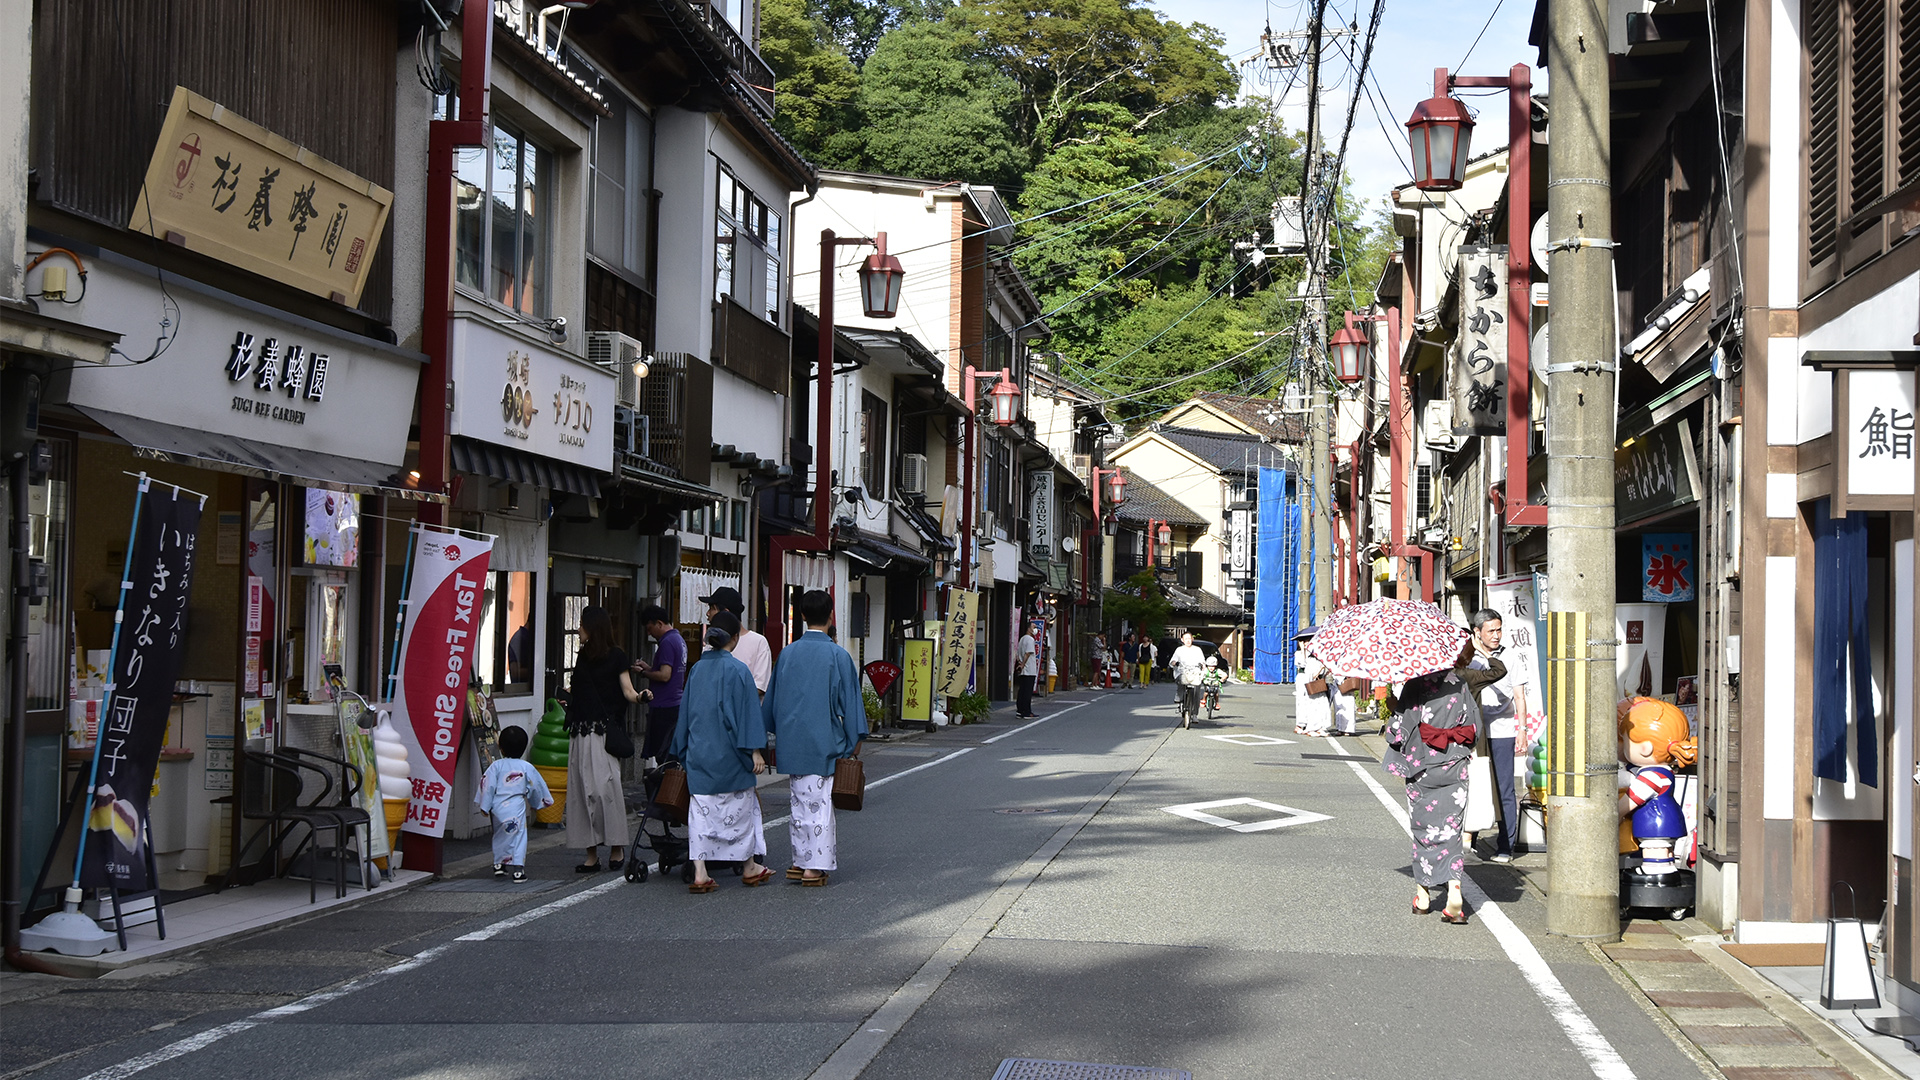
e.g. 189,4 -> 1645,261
713,296 -> 792,395
623,351 -> 713,484
685,0 -> 777,116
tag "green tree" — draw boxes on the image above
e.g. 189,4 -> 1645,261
956,0 -> 1238,158
761,0 -> 866,169
856,19 -> 1025,187
1103,571 -> 1172,637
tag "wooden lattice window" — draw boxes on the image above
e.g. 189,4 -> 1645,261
1806,0 -> 1920,292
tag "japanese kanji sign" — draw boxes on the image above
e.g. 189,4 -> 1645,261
449,316 -> 616,470
391,525 -> 495,838
81,479 -> 204,891
130,87 -> 393,307
1450,245 -> 1508,436
1615,419 -> 1701,525
936,590 -> 979,697
1845,368 -> 1916,499
900,640 -> 933,721
1027,470 -> 1055,561
1641,532 -> 1695,603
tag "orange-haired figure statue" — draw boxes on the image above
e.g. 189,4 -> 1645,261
1617,698 -> 1698,877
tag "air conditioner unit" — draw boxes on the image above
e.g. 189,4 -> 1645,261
977,510 -> 997,537
1422,399 -> 1460,451
898,453 -> 928,495
586,331 -> 645,408
1073,453 -> 1092,476
614,406 -> 650,458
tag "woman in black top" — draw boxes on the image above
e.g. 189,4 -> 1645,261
564,606 -> 644,872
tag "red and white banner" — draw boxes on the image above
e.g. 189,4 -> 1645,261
393,526 -> 493,837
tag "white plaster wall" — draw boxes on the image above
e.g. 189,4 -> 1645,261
654,110 -> 717,358
714,367 -> 785,462
793,180 -> 963,379
1795,270 -> 1920,443
1109,437 -> 1225,595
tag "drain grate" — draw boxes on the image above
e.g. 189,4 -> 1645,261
424,878 -> 565,893
994,807 -> 1060,815
991,1061 -> 1190,1080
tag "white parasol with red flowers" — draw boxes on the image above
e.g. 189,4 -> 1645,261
1306,598 -> 1468,683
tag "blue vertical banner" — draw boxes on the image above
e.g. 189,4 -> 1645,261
1641,533 -> 1695,602
1254,467 -> 1289,683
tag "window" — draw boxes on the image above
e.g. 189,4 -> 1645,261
554,593 -> 587,675
859,391 -> 888,497
730,499 -> 748,540
474,571 -> 537,694
715,166 -> 783,325
455,118 -> 550,315
710,499 -> 727,537
1805,0 -> 1920,291
590,93 -> 652,285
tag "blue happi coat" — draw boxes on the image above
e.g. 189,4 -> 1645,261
669,649 -> 766,795
761,630 -> 867,778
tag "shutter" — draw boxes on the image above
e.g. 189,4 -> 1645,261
1849,0 -> 1890,225
1808,0 -> 1844,270
1900,0 -> 1920,186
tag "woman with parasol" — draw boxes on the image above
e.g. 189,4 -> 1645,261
1309,600 -> 1502,924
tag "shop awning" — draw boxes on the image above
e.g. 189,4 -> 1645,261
616,461 -> 726,506
452,437 -> 602,498
77,407 -> 438,501
841,533 -> 931,575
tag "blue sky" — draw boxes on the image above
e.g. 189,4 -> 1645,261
1164,0 -> 1542,218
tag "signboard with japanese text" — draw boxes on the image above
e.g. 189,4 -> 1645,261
130,88 -> 391,306
1641,533 -> 1696,602
1229,507 -> 1251,575
1844,368 -> 1916,499
449,315 -> 616,472
64,256 -> 421,466
1028,471 -> 1055,560
936,589 -> 979,697
901,641 -> 933,721
1484,573 -> 1545,748
390,526 -> 495,838
1614,419 -> 1701,526
131,88 -> 391,306
1450,246 -> 1508,436
80,480 -> 204,891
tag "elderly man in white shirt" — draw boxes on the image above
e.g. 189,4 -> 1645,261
1168,631 -> 1208,730
1467,608 -> 1528,863
701,587 -> 772,695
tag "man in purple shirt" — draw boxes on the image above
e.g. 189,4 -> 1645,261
637,605 -> 686,762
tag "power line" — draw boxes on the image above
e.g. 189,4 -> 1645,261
1455,0 -> 1510,73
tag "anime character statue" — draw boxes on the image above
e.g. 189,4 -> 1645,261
1618,698 -> 1697,876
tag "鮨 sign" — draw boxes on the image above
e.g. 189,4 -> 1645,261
936,589 -> 979,697
130,87 -> 393,307
390,525 -> 494,837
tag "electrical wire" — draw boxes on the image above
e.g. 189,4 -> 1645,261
1455,0 -> 1510,74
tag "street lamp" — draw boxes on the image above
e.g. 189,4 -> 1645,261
857,234 -> 905,318
1405,72 -> 1475,192
1329,319 -> 1369,385
959,365 -> 1024,589
987,369 -> 1022,425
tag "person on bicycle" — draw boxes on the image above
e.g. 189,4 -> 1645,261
1169,632 -> 1207,729
1200,654 -> 1227,717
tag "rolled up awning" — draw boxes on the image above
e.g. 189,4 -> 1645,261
78,407 -> 437,500
451,437 -> 603,498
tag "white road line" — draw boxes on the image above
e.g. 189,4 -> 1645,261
72,752 -> 961,1080
981,700 -> 1093,743
1322,736 -> 1638,1080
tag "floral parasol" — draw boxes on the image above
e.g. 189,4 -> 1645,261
1307,598 -> 1468,683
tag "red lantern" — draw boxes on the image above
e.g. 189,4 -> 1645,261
987,371 -> 1021,426
1104,470 -> 1126,508
1405,90 -> 1474,192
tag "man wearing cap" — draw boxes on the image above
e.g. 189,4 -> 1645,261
702,586 -> 771,695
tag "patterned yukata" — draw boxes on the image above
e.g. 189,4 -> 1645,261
762,629 -> 868,872
670,648 -> 768,863
475,757 -> 554,868
1381,669 -> 1483,887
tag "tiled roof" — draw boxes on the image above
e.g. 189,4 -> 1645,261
1164,584 -> 1244,618
1157,426 -> 1294,477
1112,468 -> 1207,527
1189,391 -> 1310,442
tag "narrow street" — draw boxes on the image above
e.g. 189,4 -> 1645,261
6,685 -> 1710,1080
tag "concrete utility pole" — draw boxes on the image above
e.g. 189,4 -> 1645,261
1543,0 -> 1621,941
1301,0 -> 1333,626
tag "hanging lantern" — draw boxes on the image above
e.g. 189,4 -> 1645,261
1329,321 -> 1369,384
1103,470 -> 1127,509
1405,90 -> 1474,192
1156,522 -> 1173,556
987,370 -> 1021,426
858,232 -> 906,318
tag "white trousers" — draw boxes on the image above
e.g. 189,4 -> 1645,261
688,789 -> 766,863
788,774 -> 838,871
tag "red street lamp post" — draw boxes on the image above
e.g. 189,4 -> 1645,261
766,230 -> 904,644
957,365 -> 1022,589
1404,65 -> 1544,529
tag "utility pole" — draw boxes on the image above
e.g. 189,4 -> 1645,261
1301,0 -> 1332,627
1543,0 -> 1620,941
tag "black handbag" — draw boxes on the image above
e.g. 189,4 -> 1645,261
603,713 -> 635,759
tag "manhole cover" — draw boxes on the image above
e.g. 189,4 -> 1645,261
992,1061 -> 1190,1080
994,807 -> 1060,815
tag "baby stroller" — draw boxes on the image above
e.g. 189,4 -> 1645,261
627,758 -> 685,883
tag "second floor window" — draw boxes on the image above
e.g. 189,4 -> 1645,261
859,391 -> 888,497
456,120 -> 550,316
715,167 -> 783,325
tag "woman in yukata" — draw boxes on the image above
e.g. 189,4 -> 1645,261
669,610 -> 774,893
1381,637 -> 1504,925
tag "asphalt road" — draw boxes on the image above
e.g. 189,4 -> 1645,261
5,682 -> 1713,1080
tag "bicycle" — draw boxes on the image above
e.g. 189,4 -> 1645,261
1203,684 -> 1220,721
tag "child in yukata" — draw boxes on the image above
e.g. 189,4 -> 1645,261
475,725 -> 553,882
